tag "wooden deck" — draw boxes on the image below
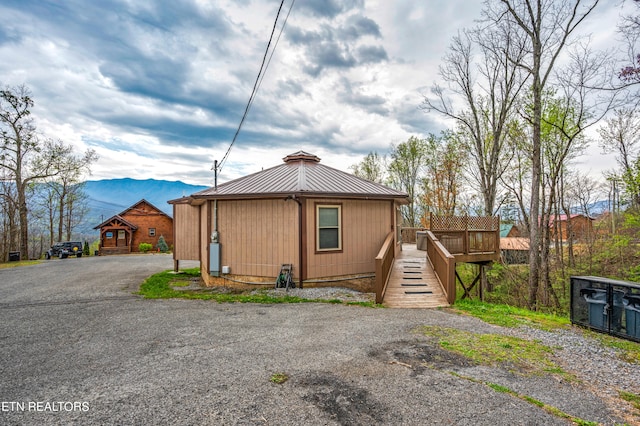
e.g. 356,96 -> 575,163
382,244 -> 449,308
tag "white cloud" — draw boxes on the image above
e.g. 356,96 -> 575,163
0,0 -> 629,188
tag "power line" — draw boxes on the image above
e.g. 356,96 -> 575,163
215,0 -> 296,176
250,0 -> 297,117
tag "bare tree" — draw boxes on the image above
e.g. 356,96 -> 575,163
349,151 -> 386,183
0,85 -> 97,258
484,0 -> 600,309
598,108 -> 640,208
387,136 -> 428,227
422,24 -> 527,216
421,131 -> 468,216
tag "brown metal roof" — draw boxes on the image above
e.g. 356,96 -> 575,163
178,152 -> 408,202
500,237 -> 530,251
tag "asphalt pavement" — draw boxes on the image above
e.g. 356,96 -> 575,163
0,255 -> 624,425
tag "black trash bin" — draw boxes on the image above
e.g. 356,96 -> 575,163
581,288 -> 623,330
8,251 -> 20,262
623,295 -> 640,339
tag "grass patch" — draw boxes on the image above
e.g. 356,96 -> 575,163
0,260 -> 41,269
270,373 -> 289,384
452,299 -> 570,331
486,382 -> 512,394
417,325 -> 572,379
584,330 -> 640,364
138,268 -> 381,306
453,374 -> 596,425
620,390 -> 640,413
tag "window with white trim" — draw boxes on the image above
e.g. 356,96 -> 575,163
316,205 -> 342,251
149,228 -> 156,237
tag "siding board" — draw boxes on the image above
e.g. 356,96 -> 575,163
217,199 -> 298,278
173,203 -> 200,260
306,198 -> 391,279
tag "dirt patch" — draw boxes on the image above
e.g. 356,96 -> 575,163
297,372 -> 394,425
369,340 -> 475,376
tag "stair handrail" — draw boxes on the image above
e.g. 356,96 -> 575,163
375,231 -> 395,304
426,231 -> 457,304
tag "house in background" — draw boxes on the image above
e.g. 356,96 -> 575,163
549,214 -> 594,241
169,151 -> 408,292
500,237 -> 530,264
94,199 -> 173,255
500,223 -> 522,238
499,223 -> 527,264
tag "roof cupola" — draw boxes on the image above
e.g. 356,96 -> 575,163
283,151 -> 321,163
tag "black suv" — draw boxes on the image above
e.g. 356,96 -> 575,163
45,241 -> 83,259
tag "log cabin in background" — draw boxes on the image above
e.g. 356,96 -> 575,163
549,214 -> 595,242
94,199 -> 173,255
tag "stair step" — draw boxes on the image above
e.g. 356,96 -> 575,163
405,291 -> 433,294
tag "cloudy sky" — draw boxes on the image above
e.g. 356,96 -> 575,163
0,0 -> 632,186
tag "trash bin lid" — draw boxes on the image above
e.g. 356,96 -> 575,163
580,288 -> 605,297
623,294 -> 640,310
624,294 -> 640,303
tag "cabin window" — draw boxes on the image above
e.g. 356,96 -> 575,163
118,230 -> 125,240
316,204 -> 342,251
149,228 -> 156,237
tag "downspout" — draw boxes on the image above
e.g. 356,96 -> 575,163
286,195 -> 303,288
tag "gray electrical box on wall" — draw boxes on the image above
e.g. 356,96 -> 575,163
210,243 -> 220,277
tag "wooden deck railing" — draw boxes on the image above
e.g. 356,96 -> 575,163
426,231 -> 456,304
430,230 -> 499,255
425,215 -> 500,303
400,227 -> 425,244
429,214 -> 500,259
375,231 -> 395,304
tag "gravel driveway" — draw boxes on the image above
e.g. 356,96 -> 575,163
0,255 -> 636,425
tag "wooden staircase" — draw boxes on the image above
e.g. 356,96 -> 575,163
382,244 -> 449,308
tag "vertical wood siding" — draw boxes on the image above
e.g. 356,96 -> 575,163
306,199 -> 392,279
217,199 -> 299,277
173,203 -> 200,260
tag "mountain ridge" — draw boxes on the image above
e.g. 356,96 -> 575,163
80,178 -> 209,235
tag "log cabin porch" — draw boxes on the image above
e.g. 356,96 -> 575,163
94,215 -> 137,255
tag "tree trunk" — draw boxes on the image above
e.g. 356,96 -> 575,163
528,70 -> 542,310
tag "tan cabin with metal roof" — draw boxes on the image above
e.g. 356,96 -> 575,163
169,151 -> 409,291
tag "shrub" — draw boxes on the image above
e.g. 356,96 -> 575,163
157,235 -> 169,253
139,242 -> 153,253
83,241 -> 90,256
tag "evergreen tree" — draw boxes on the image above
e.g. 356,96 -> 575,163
157,235 -> 169,253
